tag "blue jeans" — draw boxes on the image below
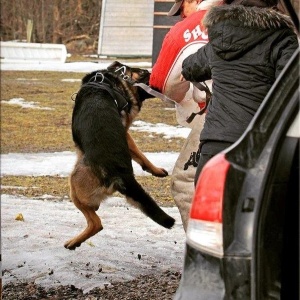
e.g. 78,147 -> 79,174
194,141 -> 233,186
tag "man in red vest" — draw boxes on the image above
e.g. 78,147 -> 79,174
150,0 -> 222,231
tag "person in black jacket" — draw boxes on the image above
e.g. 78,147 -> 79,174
180,0 -> 299,184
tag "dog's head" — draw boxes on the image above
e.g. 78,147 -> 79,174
81,61 -> 154,100
107,61 -> 151,85
81,61 -> 150,85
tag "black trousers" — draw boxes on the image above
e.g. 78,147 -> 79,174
194,141 -> 233,186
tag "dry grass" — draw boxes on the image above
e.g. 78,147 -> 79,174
1,175 -> 173,206
1,69 -> 185,204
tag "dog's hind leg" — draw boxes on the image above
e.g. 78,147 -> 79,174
64,195 -> 103,250
64,165 -> 104,250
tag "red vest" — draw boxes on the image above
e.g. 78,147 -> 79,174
150,10 -> 209,92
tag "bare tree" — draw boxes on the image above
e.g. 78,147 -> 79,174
0,0 -> 102,53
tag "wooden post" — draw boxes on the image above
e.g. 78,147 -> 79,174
27,19 -> 33,43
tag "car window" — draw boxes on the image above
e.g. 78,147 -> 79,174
286,110 -> 300,138
283,0 -> 300,34
290,0 -> 299,19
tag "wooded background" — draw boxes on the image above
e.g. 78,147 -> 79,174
0,0 -> 102,53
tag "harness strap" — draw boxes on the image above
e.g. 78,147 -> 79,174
113,66 -> 136,85
82,82 -> 129,113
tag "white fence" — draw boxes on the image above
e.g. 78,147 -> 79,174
0,42 -> 67,64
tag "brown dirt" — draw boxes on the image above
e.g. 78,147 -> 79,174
2,270 -> 181,300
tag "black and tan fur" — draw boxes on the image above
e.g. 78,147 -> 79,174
64,61 -> 175,250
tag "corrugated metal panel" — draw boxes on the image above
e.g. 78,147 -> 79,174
98,0 -> 154,57
152,0 -> 180,64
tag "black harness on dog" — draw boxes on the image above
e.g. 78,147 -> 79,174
77,71 -> 130,114
84,82 -> 129,113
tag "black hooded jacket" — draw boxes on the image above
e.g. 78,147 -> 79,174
181,4 -> 298,143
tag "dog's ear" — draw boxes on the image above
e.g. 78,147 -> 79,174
81,69 -> 109,84
107,61 -> 123,72
82,71 -> 98,84
107,61 -> 132,79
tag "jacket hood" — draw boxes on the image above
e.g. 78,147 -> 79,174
203,5 -> 295,60
197,0 -> 222,11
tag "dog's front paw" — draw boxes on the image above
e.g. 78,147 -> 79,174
142,165 -> 168,177
152,168 -> 168,177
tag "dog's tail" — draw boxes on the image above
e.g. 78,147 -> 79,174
116,175 -> 175,229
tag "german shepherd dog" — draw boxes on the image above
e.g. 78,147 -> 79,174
64,61 -> 175,250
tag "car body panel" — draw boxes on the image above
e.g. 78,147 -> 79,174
174,2 -> 299,297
